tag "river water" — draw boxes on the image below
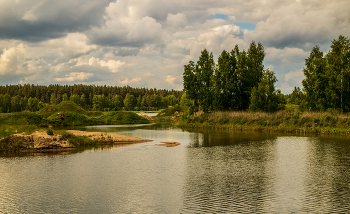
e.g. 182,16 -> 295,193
1,123 -> 350,213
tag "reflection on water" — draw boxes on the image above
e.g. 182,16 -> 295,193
1,124 -> 350,213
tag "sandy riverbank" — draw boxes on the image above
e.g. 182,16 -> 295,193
66,130 -> 151,143
1,130 -> 151,153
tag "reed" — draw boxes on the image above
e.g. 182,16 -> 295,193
180,110 -> 350,135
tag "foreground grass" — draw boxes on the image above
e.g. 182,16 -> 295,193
180,110 -> 350,135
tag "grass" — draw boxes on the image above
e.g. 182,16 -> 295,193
39,101 -> 87,118
56,130 -> 100,149
0,102 -> 151,139
0,111 -> 45,138
179,110 -> 350,135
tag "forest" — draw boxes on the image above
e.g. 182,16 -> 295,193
0,84 -> 183,113
183,35 -> 350,114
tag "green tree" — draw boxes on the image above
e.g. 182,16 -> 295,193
325,35 -> 350,112
213,50 -> 239,110
70,94 -> 81,106
50,93 -> 57,105
92,95 -> 107,111
62,93 -> 69,102
123,93 -> 136,111
166,95 -> 178,106
80,94 -> 87,108
2,94 -> 11,113
249,69 -> 282,112
302,46 -> 328,110
288,87 -> 304,105
112,95 -> 124,110
183,61 -> 198,112
11,95 -> 22,112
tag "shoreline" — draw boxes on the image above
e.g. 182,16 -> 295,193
0,130 -> 152,154
179,122 -> 350,136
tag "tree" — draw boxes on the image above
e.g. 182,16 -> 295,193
166,95 -> 179,106
325,35 -> 350,112
123,93 -> 136,111
180,93 -> 192,110
112,95 -> 124,110
197,49 -> 215,112
92,95 -> 107,111
11,95 -> 22,112
80,94 -> 87,108
249,69 -> 282,112
183,60 -> 198,112
70,94 -> 81,106
50,93 -> 57,105
213,50 -> 239,110
62,93 -> 69,102
2,94 -> 11,113
302,45 -> 328,111
288,87 -> 304,105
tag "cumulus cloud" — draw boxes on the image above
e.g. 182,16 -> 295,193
285,70 -> 304,83
0,44 -> 26,75
55,72 -> 93,82
119,77 -> 141,85
250,1 -> 350,49
88,57 -> 125,73
87,1 -> 164,48
0,0 -> 112,42
165,75 -> 176,85
167,13 -> 187,30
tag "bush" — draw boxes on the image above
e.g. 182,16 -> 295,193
46,128 -> 54,135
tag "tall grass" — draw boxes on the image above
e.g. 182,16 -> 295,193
180,110 -> 350,135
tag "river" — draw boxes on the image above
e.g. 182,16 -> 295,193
0,123 -> 350,213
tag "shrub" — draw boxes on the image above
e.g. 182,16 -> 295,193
46,128 -> 54,135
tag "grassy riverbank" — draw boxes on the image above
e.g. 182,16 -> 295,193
0,101 -> 150,138
179,110 -> 350,135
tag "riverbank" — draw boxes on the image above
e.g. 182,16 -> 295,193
179,110 -> 350,135
0,130 -> 151,154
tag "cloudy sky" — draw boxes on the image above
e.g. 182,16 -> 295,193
0,0 -> 349,93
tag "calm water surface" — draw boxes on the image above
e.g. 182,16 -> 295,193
1,123 -> 350,213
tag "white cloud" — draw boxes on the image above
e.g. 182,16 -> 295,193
55,72 -> 93,82
167,13 -> 187,30
266,47 -> 309,62
285,70 -> 304,82
119,77 -> 141,85
88,57 -> 125,73
165,75 -> 176,85
0,44 -> 26,75
46,33 -> 97,58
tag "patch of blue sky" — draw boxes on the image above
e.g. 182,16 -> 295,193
211,14 -> 228,20
211,13 -> 256,31
234,22 -> 256,31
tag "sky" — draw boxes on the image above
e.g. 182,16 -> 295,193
0,0 -> 349,94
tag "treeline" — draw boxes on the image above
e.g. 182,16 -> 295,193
183,35 -> 350,113
183,41 -> 285,113
296,35 -> 350,112
0,85 -> 183,113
